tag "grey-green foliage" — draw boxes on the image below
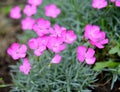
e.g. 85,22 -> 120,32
10,0 -> 100,92
10,50 -> 97,92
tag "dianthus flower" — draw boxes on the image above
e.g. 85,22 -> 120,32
21,17 -> 35,30
115,1 -> 120,7
84,24 -> 108,49
7,43 -> 27,60
28,0 -> 42,6
92,0 -> 108,9
33,18 -> 51,36
49,24 -> 66,37
10,6 -> 21,19
23,5 -> 37,16
50,54 -> 62,64
77,46 -> 96,65
19,58 -> 31,75
110,0 -> 115,2
49,24 -> 77,44
84,24 -> 100,41
44,4 -> 61,18
89,32 -> 109,48
47,37 -> 66,53
110,0 -> 120,7
28,36 -> 49,56
62,30 -> 77,44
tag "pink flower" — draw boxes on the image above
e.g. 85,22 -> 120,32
21,17 -> 35,30
89,32 -> 109,48
33,18 -> 51,36
84,24 -> 108,49
28,38 -> 38,50
84,24 -> 100,42
28,36 -> 49,56
7,43 -> 27,60
10,6 -> 21,19
115,1 -> 120,7
50,54 -> 62,64
33,36 -> 49,56
23,5 -> 37,16
110,0 -> 115,2
62,30 -> 77,44
28,0 -> 42,6
77,46 -> 96,65
44,4 -> 61,18
92,0 -> 108,9
19,58 -> 31,75
49,24 -> 66,38
110,0 -> 120,7
37,36 -> 49,46
47,37 -> 66,53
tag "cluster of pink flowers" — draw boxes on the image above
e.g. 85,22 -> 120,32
8,0 -> 109,75
8,0 -> 76,75
7,43 -> 30,75
10,0 -> 42,19
10,0 -> 61,19
92,0 -> 120,9
28,18 -> 77,63
77,24 -> 108,65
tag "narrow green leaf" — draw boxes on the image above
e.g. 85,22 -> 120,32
0,85 -> 7,88
93,61 -> 120,71
111,73 -> 118,89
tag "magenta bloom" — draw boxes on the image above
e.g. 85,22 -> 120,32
44,4 -> 61,18
7,43 -> 27,60
50,24 -> 66,37
110,0 -> 115,2
28,38 -> 38,50
84,24 -> 100,42
28,36 -> 49,56
21,17 -> 35,30
110,0 -> 120,7
47,37 -> 66,53
84,24 -> 108,49
10,6 -> 21,19
50,54 -> 62,64
92,0 -> 108,9
23,5 -> 37,16
33,18 -> 51,36
89,32 -> 109,48
77,46 -> 96,65
115,1 -> 120,7
19,58 -> 31,75
62,30 -> 77,44
28,0 -> 42,6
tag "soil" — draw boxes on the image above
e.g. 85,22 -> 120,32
0,0 -> 120,92
0,1 -> 23,92
0,15 -> 21,92
91,71 -> 120,92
